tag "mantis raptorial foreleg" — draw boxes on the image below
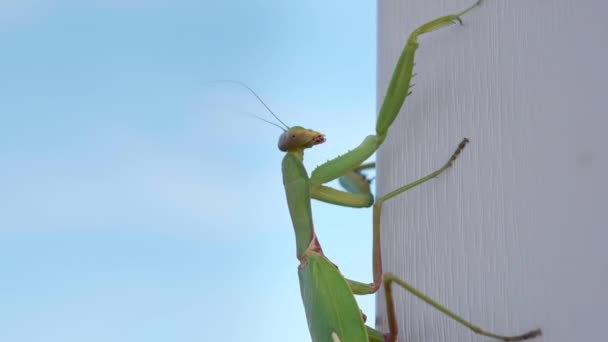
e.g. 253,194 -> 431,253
309,2 -> 482,192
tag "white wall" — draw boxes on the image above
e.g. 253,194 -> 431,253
376,1 -> 608,341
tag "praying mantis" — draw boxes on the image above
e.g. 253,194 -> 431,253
244,1 -> 543,341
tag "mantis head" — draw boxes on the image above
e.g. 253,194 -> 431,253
211,81 -> 325,152
278,126 -> 326,152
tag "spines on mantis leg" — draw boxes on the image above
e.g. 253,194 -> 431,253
376,39 -> 418,139
310,135 -> 379,185
282,153 -> 315,258
310,11 -> 469,187
298,252 -> 369,342
376,4 -> 481,139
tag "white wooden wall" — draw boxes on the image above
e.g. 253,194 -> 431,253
376,1 -> 608,341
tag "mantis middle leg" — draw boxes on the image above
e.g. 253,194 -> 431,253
346,138 -> 470,294
344,139 -> 542,341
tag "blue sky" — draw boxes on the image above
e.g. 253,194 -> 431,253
0,1 -> 378,341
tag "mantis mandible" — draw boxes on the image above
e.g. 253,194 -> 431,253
251,1 -> 543,341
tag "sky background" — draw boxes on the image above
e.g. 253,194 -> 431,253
0,1 -> 378,341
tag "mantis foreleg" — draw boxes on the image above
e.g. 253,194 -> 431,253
309,2 -> 482,189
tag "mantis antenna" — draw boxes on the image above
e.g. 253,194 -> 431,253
209,80 -> 290,130
249,113 -> 287,132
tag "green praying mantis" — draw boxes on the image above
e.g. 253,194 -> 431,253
236,1 -> 543,341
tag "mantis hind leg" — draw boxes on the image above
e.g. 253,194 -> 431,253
382,273 -> 542,342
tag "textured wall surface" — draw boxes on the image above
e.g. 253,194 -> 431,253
376,1 -> 607,341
